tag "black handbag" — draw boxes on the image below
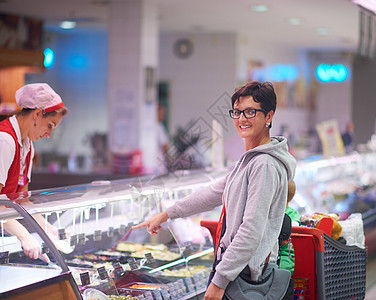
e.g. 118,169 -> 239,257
223,263 -> 291,300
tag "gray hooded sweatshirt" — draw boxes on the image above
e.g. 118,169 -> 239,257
166,136 -> 296,290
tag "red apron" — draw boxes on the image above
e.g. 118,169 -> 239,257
0,118 -> 32,195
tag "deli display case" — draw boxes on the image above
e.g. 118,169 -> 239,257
291,150 -> 376,255
292,151 -> 376,221
0,169 -> 227,300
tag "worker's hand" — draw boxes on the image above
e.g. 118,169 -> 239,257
204,282 -> 225,300
132,211 -> 169,235
19,233 -> 50,263
31,214 -> 60,240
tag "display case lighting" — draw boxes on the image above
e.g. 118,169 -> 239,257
148,247 -> 214,274
297,153 -> 361,171
186,247 -> 214,262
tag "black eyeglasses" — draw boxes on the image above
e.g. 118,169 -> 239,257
229,108 -> 266,119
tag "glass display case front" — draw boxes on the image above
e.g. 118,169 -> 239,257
292,151 -> 376,221
0,199 -> 82,299
292,151 -> 376,256
0,169 -> 227,300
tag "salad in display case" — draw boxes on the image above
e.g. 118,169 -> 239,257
0,169 -> 227,299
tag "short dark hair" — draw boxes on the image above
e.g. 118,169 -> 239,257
231,81 -> 277,114
17,106 -> 68,117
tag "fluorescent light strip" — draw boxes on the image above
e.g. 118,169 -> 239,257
186,247 -> 214,262
148,258 -> 186,274
148,247 -> 214,274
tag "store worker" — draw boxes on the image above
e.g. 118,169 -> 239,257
0,83 -> 68,261
134,81 -> 297,299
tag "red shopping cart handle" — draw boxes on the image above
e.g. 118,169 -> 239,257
200,220 -> 219,244
292,226 -> 325,252
201,220 -> 330,253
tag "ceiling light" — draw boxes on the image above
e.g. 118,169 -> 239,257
352,0 -> 376,14
316,28 -> 330,36
60,21 -> 76,29
250,5 -> 269,12
288,18 -> 302,25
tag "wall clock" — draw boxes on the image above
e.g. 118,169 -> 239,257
174,38 -> 194,59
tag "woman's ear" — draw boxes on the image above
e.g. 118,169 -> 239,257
266,110 -> 274,124
33,108 -> 43,119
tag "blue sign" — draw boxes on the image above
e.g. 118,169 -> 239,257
44,48 -> 55,68
316,64 -> 348,82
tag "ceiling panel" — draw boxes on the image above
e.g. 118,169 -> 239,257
0,0 -> 360,51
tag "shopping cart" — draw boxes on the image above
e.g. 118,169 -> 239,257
291,226 -> 367,300
200,220 -> 367,300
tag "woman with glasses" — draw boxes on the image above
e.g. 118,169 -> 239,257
133,81 -> 296,300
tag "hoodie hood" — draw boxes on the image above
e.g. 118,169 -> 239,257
237,135 -> 296,181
